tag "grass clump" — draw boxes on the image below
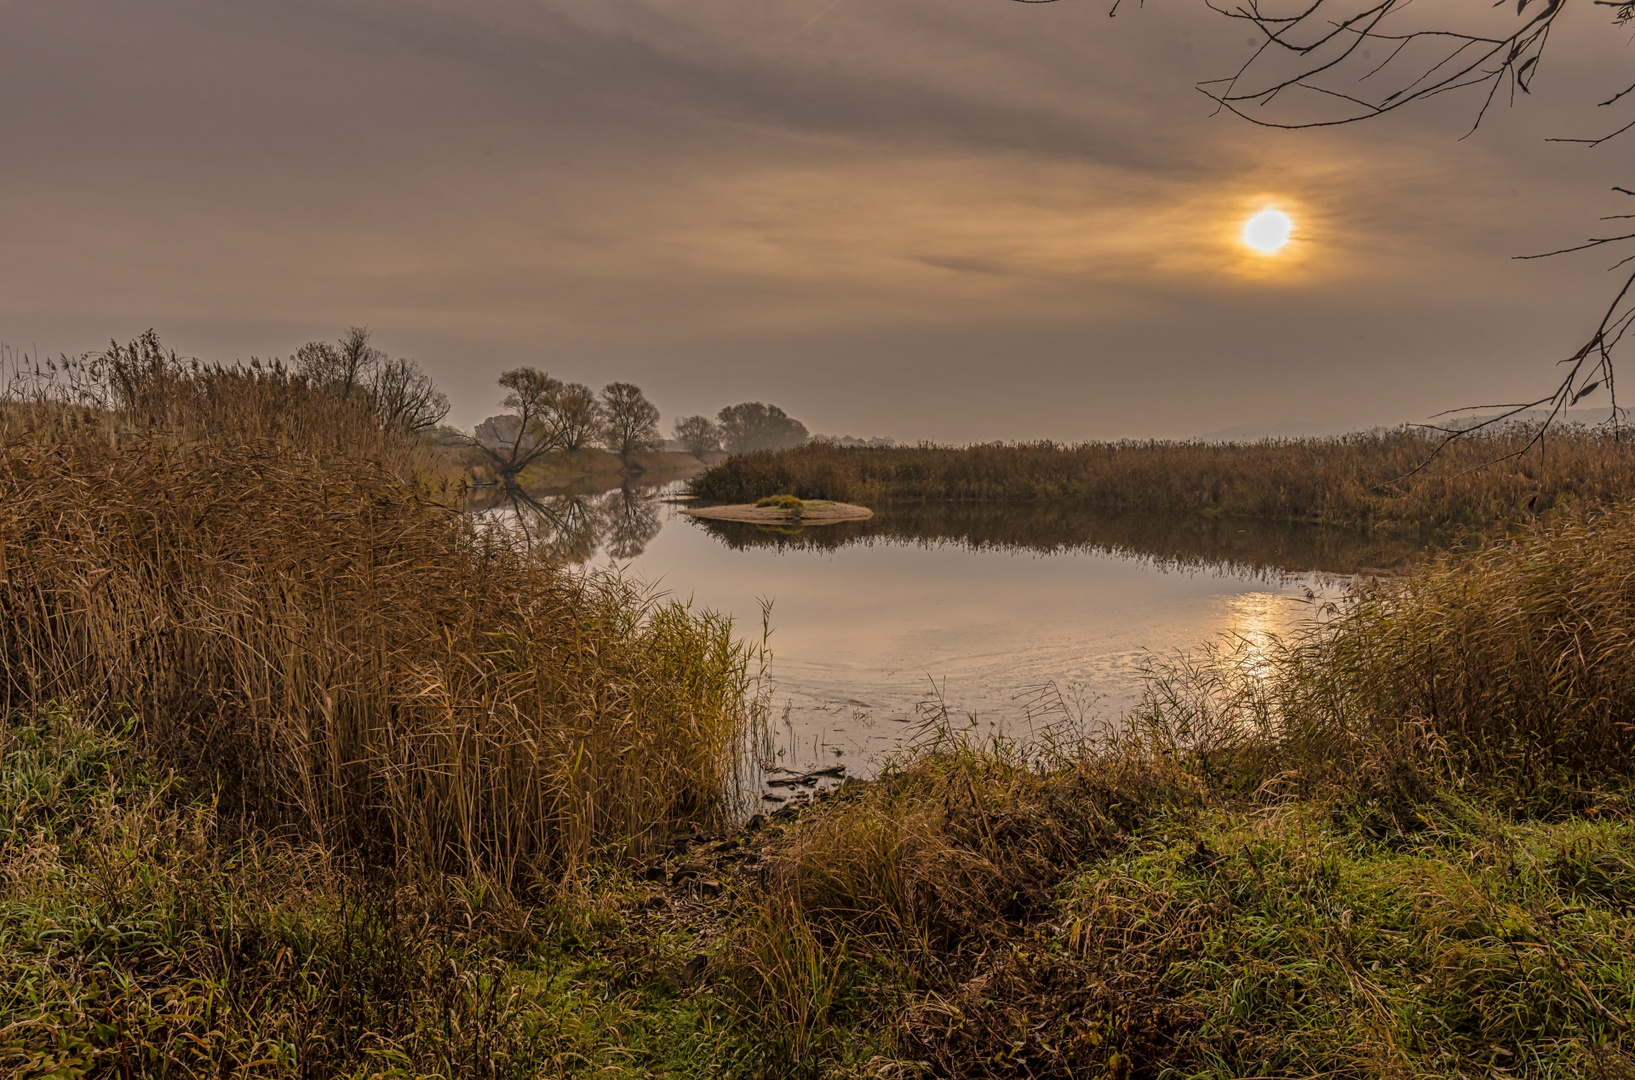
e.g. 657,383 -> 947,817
721,735 -> 1198,1074
691,429 -> 1635,539
754,494 -> 806,510
1052,796 -> 1635,1078
721,750 -> 1635,1077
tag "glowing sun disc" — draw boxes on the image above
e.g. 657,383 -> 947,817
1243,209 -> 1293,254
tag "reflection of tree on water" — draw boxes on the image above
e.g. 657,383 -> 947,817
503,487 -> 601,562
597,483 -> 661,559
488,481 -> 663,562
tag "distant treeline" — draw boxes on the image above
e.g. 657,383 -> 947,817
688,427 -> 1635,537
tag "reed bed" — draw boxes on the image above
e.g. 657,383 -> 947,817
0,357 -> 760,892
1132,497 -> 1635,803
690,427 -> 1635,537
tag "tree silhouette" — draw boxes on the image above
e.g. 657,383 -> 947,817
716,402 -> 809,454
599,382 -> 662,471
674,414 -> 723,459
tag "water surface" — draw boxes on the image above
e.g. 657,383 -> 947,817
478,481 -> 1423,788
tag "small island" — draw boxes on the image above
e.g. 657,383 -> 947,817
680,494 -> 873,525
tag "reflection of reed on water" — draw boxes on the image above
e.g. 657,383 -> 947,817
686,501 -> 1430,577
475,480 -> 664,561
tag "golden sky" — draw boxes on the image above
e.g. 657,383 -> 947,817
1,0 -> 1630,439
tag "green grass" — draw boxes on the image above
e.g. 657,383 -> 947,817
1057,796 -> 1635,1078
701,738 -> 1635,1079
0,703 -> 765,1079
10,695 -> 1635,1077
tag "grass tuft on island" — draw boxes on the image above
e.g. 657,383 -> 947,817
689,427 -> 1635,540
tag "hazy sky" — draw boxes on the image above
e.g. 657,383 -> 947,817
2,0 -> 1632,440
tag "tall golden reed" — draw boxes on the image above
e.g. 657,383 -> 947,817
0,366 -> 759,891
690,430 -> 1635,538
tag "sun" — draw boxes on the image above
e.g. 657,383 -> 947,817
1243,208 -> 1293,255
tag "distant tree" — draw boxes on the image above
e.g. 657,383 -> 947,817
295,326 -> 383,401
294,327 -> 448,435
599,382 -> 661,471
371,356 -> 450,435
716,402 -> 809,455
472,367 -> 568,482
673,414 -> 722,459
552,382 -> 603,453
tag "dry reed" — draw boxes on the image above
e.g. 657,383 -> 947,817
1126,498 -> 1635,806
690,428 -> 1635,538
0,353 -> 760,891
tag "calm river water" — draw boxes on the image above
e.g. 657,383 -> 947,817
475,479 -> 1422,789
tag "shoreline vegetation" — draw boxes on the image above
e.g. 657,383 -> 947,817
7,336 -> 1635,1076
686,428 -> 1635,541
690,499 -> 1432,576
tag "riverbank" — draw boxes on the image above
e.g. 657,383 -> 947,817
12,480 -> 1635,1076
9,350 -> 1635,1076
688,427 -> 1635,541
10,687 -> 1635,1078
438,443 -> 706,491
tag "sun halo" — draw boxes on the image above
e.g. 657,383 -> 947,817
1243,208 -> 1293,255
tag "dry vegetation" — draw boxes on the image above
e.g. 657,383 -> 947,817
0,340 -> 759,891
9,336 -> 1635,1077
689,429 -> 1635,539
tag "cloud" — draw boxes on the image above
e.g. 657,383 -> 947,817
0,0 -> 1628,438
